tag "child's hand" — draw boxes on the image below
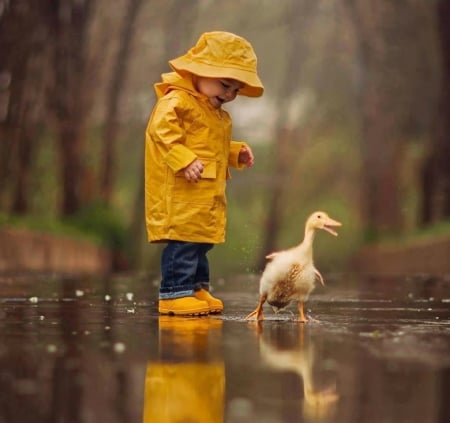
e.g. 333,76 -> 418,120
238,146 -> 254,168
183,159 -> 204,182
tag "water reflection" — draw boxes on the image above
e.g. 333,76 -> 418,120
0,276 -> 145,423
255,323 -> 339,422
0,273 -> 448,422
143,316 -> 225,423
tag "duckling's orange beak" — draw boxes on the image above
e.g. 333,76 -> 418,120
322,217 -> 342,236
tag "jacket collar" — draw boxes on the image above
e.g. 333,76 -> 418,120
154,72 -> 206,101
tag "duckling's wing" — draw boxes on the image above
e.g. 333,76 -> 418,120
265,252 -> 278,260
266,251 -> 283,260
266,262 -> 303,307
287,262 -> 303,283
314,267 -> 325,286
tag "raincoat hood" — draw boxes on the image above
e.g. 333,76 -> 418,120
169,31 -> 264,98
154,72 -> 198,99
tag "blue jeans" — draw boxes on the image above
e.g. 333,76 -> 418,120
159,241 -> 214,299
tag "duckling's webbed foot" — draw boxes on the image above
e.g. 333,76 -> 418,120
245,294 -> 267,321
245,309 -> 264,321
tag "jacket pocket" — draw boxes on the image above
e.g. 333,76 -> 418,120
174,158 -> 216,179
171,158 -> 217,205
199,158 -> 216,179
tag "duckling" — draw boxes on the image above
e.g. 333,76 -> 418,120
246,211 -> 341,322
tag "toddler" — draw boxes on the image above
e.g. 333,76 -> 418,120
145,31 -> 264,315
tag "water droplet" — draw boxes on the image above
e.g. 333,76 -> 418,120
114,342 -> 126,353
47,344 -> 57,353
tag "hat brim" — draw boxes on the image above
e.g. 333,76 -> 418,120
169,57 -> 264,98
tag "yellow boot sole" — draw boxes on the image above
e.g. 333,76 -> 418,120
158,297 -> 210,316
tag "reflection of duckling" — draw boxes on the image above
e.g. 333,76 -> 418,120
246,211 -> 341,322
257,325 -> 339,421
143,317 -> 224,423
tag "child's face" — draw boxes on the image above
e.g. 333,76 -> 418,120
194,76 -> 245,109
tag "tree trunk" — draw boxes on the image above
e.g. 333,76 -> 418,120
100,0 -> 143,205
421,0 -> 450,223
257,0 -> 315,269
12,129 -> 35,214
128,0 -> 198,269
0,1 -> 48,214
47,0 -> 95,216
345,0 -> 407,240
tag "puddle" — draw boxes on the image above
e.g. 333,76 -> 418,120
0,273 -> 448,422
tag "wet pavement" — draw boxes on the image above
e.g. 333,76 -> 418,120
0,272 -> 449,423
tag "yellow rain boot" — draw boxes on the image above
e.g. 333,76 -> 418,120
195,289 -> 223,314
158,297 -> 209,316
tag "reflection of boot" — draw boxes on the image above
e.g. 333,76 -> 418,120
143,362 -> 225,423
143,316 -> 225,423
158,315 -> 223,332
158,316 -> 223,361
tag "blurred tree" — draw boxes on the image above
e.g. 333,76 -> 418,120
257,0 -> 316,269
421,0 -> 450,224
0,0 -> 49,214
344,0 -> 438,240
345,0 -> 405,239
46,0 -> 97,216
100,0 -> 143,205
128,0 -> 199,269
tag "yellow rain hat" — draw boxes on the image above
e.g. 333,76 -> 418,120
169,31 -> 264,97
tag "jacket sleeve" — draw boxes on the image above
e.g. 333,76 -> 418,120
148,96 -> 197,172
228,141 -> 248,169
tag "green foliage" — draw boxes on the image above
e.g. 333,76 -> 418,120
209,189 -> 266,276
207,134 -> 364,276
66,202 -> 126,250
0,212 -> 100,242
376,220 -> 450,246
416,220 -> 450,238
0,202 -> 127,251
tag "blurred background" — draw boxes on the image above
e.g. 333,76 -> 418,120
0,0 -> 449,277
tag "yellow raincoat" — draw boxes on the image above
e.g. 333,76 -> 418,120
145,31 -> 263,244
145,73 -> 249,243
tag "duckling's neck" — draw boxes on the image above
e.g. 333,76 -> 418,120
303,227 -> 316,247
294,228 -> 316,260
